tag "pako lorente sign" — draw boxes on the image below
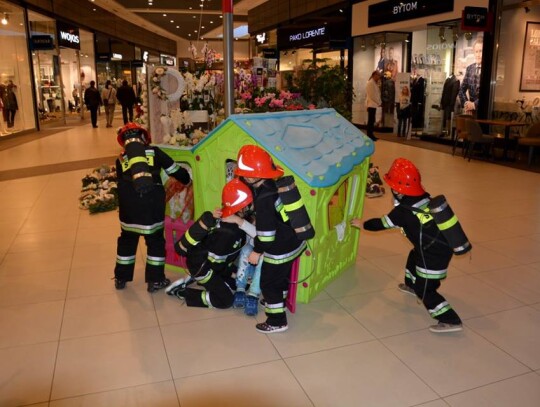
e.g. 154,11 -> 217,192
368,0 -> 454,27
278,26 -> 329,49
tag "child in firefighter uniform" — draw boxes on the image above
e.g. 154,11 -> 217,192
352,158 -> 463,333
235,145 -> 306,334
114,123 -> 191,292
165,179 -> 249,308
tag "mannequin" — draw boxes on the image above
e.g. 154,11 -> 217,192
440,73 -> 460,135
410,72 -> 426,130
5,81 -> 18,128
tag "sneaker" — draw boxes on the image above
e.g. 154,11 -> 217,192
147,278 -> 171,293
398,283 -> 416,296
233,291 -> 246,308
114,278 -> 126,290
429,322 -> 463,333
165,277 -> 193,296
255,322 -> 288,334
244,295 -> 259,316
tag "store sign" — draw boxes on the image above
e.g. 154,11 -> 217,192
461,7 -> 492,32
160,55 -> 176,66
278,25 -> 329,48
57,22 -> 80,50
256,32 -> 268,45
263,48 -> 277,59
31,35 -> 55,50
143,51 -> 149,62
111,53 -> 123,60
368,0 -> 454,27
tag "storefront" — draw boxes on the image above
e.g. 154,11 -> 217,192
0,0 -> 35,136
29,12 -> 95,128
492,1 -> 540,135
352,0 -> 489,138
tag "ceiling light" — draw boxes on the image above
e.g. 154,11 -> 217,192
202,26 -> 205,29
176,26 -> 179,28
1,13 -> 8,25
163,13 -> 167,17
210,21 -> 214,24
170,20 -> 174,23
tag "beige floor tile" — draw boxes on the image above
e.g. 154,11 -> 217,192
18,213 -> 81,235
286,341 -> 438,407
444,372 -> 540,407
0,342 -> 57,407
0,247 -> 73,276
464,217 -> 523,242
473,265 -> 540,305
466,306 -> 540,370
71,242 -> 118,269
52,327 -> 171,400
77,210 -> 119,230
489,215 -> 540,238
75,224 -> 119,247
416,401 -> 448,407
451,244 -> 519,274
357,229 -> 412,259
0,300 -> 63,348
50,381 -> 180,407
266,299 -> 374,358
338,288 -> 432,338
61,291 -> 158,340
480,237 -> 540,264
9,229 -> 77,253
0,270 -> 69,306
442,275 -> 525,319
161,315 -> 280,378
175,361 -> 313,407
382,328 -> 530,397
154,288 -> 233,326
324,259 -> 396,298
67,263 -> 147,299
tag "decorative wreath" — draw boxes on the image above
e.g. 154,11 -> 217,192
151,66 -> 185,102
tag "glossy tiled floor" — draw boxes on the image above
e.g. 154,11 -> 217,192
1,116 -> 540,406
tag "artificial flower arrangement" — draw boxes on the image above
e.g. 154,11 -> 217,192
160,108 -> 208,148
79,165 -> 118,214
151,67 -> 168,101
235,88 -> 315,113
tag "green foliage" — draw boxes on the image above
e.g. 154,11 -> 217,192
288,59 -> 354,120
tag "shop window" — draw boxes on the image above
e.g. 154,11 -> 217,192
328,178 -> 348,230
1,3 -> 36,134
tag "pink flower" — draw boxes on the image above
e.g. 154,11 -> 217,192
308,104 -> 316,110
255,96 -> 268,107
269,98 -> 284,108
241,92 -> 252,100
279,90 -> 293,100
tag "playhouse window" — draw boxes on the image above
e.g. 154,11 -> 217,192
347,175 -> 359,216
328,179 -> 348,229
163,162 -> 194,222
226,159 -> 237,182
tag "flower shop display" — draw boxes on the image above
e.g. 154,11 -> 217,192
79,165 -> 118,214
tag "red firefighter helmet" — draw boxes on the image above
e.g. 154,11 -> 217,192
117,122 -> 151,146
222,178 -> 253,217
383,158 -> 426,196
234,145 -> 284,179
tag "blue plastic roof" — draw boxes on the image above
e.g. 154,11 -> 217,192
195,108 -> 375,188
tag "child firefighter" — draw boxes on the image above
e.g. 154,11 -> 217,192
352,158 -> 463,333
113,123 -> 191,292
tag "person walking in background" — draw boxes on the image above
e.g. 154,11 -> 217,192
351,158 -> 463,333
116,80 -> 137,124
83,80 -> 101,128
5,81 -> 18,128
365,70 -> 382,142
101,80 -> 117,128
458,38 -> 483,116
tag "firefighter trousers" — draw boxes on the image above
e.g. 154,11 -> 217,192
405,250 -> 461,324
260,259 -> 294,327
114,228 -> 166,283
184,271 -> 236,308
